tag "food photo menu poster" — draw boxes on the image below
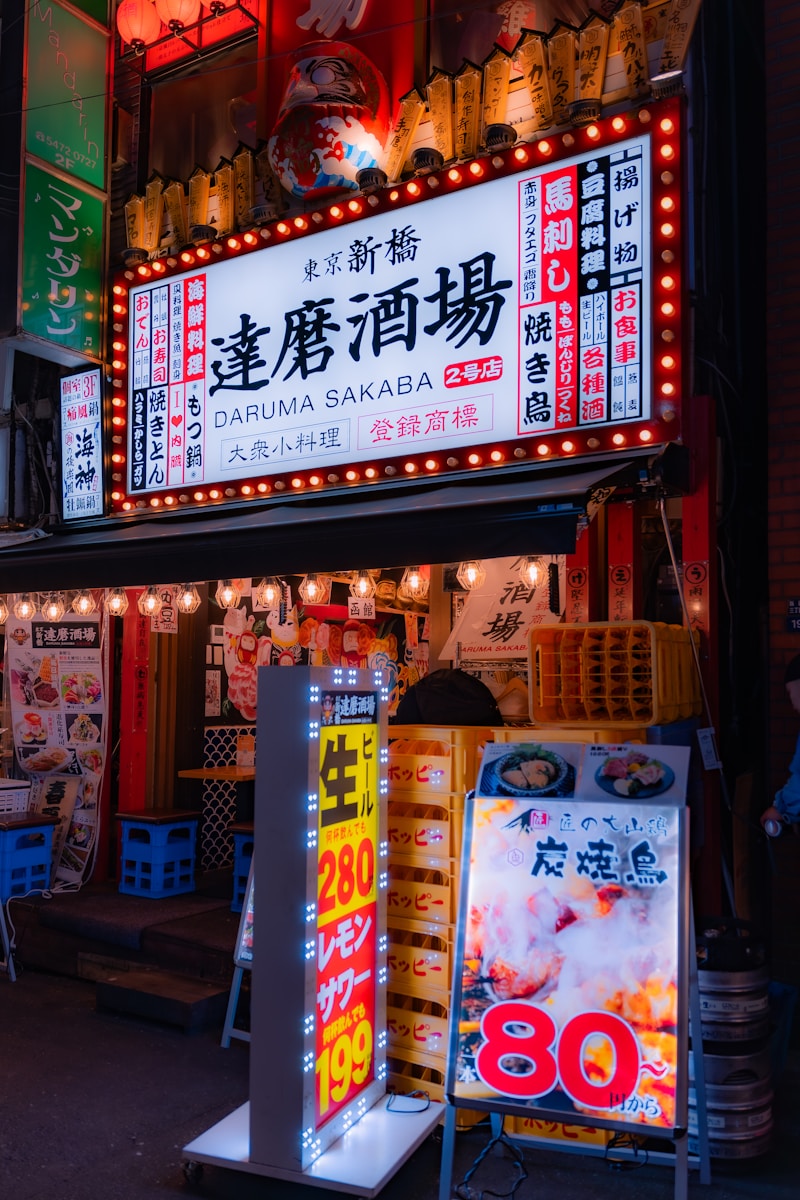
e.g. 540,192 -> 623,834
449,740 -> 690,1135
6,617 -> 106,885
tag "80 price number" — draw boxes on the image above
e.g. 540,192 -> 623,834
473,1001 -> 643,1111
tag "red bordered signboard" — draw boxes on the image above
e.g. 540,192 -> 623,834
111,97 -> 684,515
447,740 -> 690,1137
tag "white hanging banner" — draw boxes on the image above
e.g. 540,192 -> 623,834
441,556 -> 565,660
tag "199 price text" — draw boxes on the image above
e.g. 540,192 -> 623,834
316,1018 -> 373,1117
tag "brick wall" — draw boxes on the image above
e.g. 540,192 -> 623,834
766,2 -> 800,991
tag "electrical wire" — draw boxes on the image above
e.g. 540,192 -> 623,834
604,1131 -> 649,1172
454,1123 -> 527,1200
385,1089 -> 431,1114
657,494 -> 738,916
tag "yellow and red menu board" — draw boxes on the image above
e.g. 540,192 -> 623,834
249,666 -> 388,1173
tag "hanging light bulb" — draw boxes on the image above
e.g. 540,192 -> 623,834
298,573 -> 330,605
215,579 -> 240,609
400,565 -> 429,599
42,592 -> 66,622
255,576 -> 282,608
175,583 -> 201,614
138,585 -> 164,617
72,589 -> 97,617
13,593 -> 37,620
349,570 -> 376,600
0,596 -> 8,624
456,560 -> 486,591
519,556 -> 542,588
105,587 -> 130,617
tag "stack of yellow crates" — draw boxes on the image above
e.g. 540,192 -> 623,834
528,621 -> 701,727
385,726 -> 490,1113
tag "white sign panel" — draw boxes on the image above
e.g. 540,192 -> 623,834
442,556 -> 565,660
448,741 -> 689,1135
60,368 -> 104,519
126,133 -> 651,498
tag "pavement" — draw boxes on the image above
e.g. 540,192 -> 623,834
0,966 -> 799,1200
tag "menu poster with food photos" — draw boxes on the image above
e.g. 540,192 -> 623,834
6,617 -> 106,886
233,866 -> 254,968
448,741 -> 690,1136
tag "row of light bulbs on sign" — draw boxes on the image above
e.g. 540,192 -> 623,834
0,560 -> 541,625
456,556 -> 543,591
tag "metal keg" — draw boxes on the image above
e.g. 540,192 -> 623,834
688,1041 -> 774,1160
696,965 -> 771,1042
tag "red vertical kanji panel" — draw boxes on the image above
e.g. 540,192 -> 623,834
117,596 -> 150,815
681,395 -> 720,914
564,519 -> 601,623
606,502 -> 642,622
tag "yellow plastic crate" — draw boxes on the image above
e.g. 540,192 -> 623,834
387,798 -> 464,864
386,1051 -> 484,1128
528,621 -> 702,727
387,1050 -> 446,1103
491,726 -> 647,744
388,726 -> 492,795
387,993 -> 449,1061
386,863 -> 455,927
387,925 -> 452,999
507,1115 -> 611,1147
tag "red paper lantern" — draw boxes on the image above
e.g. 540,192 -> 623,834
116,0 -> 162,48
154,0 -> 200,30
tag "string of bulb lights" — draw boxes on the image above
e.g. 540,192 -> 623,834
0,560 -> 542,625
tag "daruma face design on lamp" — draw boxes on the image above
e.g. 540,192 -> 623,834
268,40 -> 390,199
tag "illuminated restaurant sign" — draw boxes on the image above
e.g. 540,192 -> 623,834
60,368 -> 104,519
447,740 -> 689,1136
22,162 -> 105,359
249,666 -> 389,1171
113,98 -> 683,513
25,0 -> 109,189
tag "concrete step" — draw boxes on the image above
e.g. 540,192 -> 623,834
95,967 -> 229,1033
11,876 -> 238,986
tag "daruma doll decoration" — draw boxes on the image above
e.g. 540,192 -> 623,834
267,40 -> 391,200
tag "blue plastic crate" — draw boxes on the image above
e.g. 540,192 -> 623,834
0,819 -> 55,900
231,826 -> 253,913
118,813 -> 198,899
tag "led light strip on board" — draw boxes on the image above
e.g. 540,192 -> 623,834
108,98 -> 683,515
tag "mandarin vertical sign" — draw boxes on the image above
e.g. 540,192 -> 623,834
21,163 -> 105,358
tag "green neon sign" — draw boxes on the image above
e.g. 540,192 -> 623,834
21,162 -> 105,359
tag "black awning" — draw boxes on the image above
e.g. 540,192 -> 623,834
0,456 -> 652,591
